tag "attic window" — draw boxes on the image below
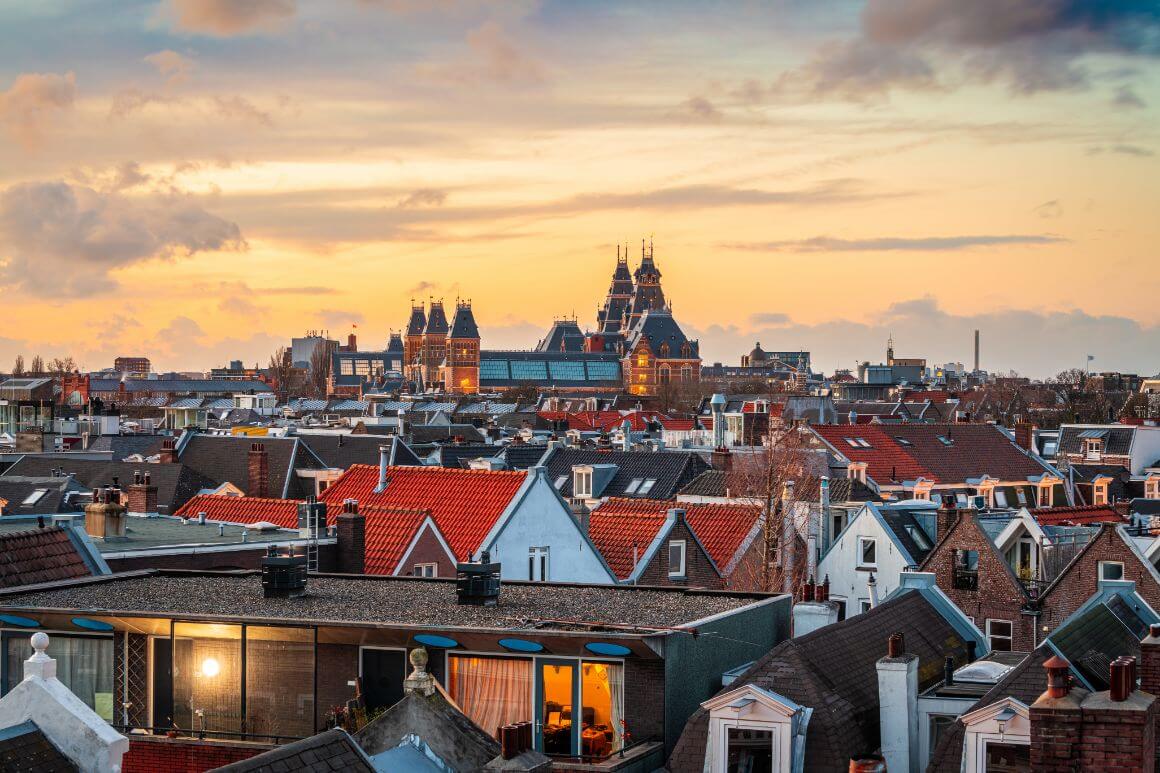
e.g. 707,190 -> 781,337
21,489 -> 48,506
937,435 -> 954,446
1015,488 -> 1028,506
624,478 -> 643,495
637,479 -> 657,496
574,470 -> 593,498
994,489 -> 1009,508
895,437 -> 913,447
905,524 -> 931,551
844,437 -> 872,449
553,475 -> 567,490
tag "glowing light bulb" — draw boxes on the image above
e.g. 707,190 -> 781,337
201,657 -> 220,678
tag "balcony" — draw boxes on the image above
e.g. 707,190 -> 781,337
951,569 -> 978,591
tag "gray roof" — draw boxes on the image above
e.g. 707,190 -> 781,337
0,477 -> 77,515
536,319 -> 586,353
1058,424 -> 1136,456
624,308 -> 697,358
89,379 -> 269,394
0,720 -> 77,772
0,572 -> 773,631
356,690 -> 500,773
544,448 -> 711,500
423,302 -> 449,335
448,303 -> 479,339
212,728 -> 374,773
84,435 -> 171,460
178,435 -> 320,499
0,515 -> 296,555
1,457 -> 213,514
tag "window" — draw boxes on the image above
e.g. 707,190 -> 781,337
574,469 -> 592,498
668,540 -> 687,578
658,367 -> 670,384
986,619 -> 1013,651
831,511 -> 847,542
4,634 -> 113,721
529,546 -> 550,582
859,537 -> 877,568
1148,477 -> 1160,500
553,475 -> 567,490
895,436 -> 913,447
681,367 -> 692,382
624,478 -> 643,495
1037,485 -> 1052,507
905,524 -> 931,551
1084,438 -> 1102,459
727,728 -> 773,772
937,435 -> 954,446
929,714 -> 956,754
844,437 -> 872,449
637,479 -> 657,496
956,493 -> 969,507
860,600 -> 872,614
953,549 -> 979,590
1092,481 -> 1108,506
843,437 -> 860,448
448,655 -> 532,740
20,489 -> 47,506
1099,561 -> 1124,581
994,489 -> 1009,508
1015,488 -> 1028,506
413,563 -> 438,578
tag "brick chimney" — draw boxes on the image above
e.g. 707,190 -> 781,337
1141,624 -> 1160,697
126,470 -> 158,516
1029,655 -> 1089,771
84,487 -> 127,541
936,500 -> 959,541
248,442 -> 269,498
1012,422 -> 1036,453
877,632 -> 918,773
336,499 -> 366,574
158,438 -> 178,464
711,447 -> 733,472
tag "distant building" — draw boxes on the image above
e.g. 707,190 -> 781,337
701,341 -> 812,388
113,356 -> 150,375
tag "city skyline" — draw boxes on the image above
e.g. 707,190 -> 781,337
1,1 -> 1157,376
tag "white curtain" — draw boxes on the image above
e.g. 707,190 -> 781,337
608,663 -> 624,750
448,656 -> 532,739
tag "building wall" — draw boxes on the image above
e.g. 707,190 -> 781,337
819,507 -> 913,618
487,475 -> 614,584
122,737 -> 265,772
922,517 -> 1036,652
636,521 -> 723,589
106,544 -> 339,573
624,657 -> 666,744
315,643 -> 359,731
397,525 -> 457,576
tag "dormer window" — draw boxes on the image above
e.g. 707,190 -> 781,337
659,342 -> 670,358
1037,483 -> 1054,508
574,469 -> 593,498
1092,478 -> 1109,506
681,342 -> 692,358
1148,475 -> 1160,500
1084,438 -> 1102,459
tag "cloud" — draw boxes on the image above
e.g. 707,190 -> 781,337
689,296 -> 1160,378
676,96 -> 723,122
0,71 -> 76,147
0,180 -> 246,297
407,280 -> 437,295
396,189 -> 447,208
1112,85 -> 1146,108
1087,143 -> 1155,156
780,0 -> 1160,99
316,309 -> 364,329
218,296 -> 267,316
212,95 -> 273,126
423,21 -> 545,86
163,0 -> 296,36
1034,199 -> 1063,218
723,234 -> 1065,253
144,50 -> 195,86
142,315 -> 282,371
749,312 -> 790,326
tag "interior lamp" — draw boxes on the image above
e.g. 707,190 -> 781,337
201,657 -> 220,678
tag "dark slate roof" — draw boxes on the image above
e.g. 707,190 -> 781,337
433,444 -> 502,468
879,509 -> 936,565
926,647 -> 1052,773
536,320 -> 587,353
0,720 -> 77,772
794,475 -> 878,503
0,457 -> 212,514
0,478 -> 74,515
407,425 -> 485,445
669,590 -> 971,773
211,728 -> 373,773
83,435 -> 170,460
1058,425 -> 1136,456
544,448 -> 710,500
423,302 -> 449,335
387,333 -> 404,353
355,689 -> 500,772
0,526 -> 93,588
1131,498 -> 1160,516
624,308 -> 697,357
499,444 -> 548,470
297,434 -> 390,469
178,435 -> 320,499
89,379 -> 269,394
406,305 -> 426,336
1049,596 -> 1146,691
678,469 -> 728,498
448,303 -> 479,339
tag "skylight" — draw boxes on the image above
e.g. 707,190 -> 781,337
553,475 -> 567,490
21,489 -> 48,506
637,479 -> 657,496
844,437 -> 872,449
895,437 -> 913,447
624,478 -> 643,494
937,435 -> 954,446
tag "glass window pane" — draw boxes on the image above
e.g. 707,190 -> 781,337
5,634 -> 113,721
581,661 -> 623,758
448,655 -> 532,740
173,623 -> 243,737
246,626 -> 314,740
541,662 -> 574,756
727,727 -> 773,773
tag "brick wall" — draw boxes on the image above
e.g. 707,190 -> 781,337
122,736 -> 267,773
247,443 -> 269,498
636,521 -> 723,589
315,643 -> 359,730
624,657 -> 665,744
398,524 -> 456,576
922,515 -> 1036,651
1039,525 -> 1160,633
1031,687 -> 1157,773
126,482 -> 158,515
336,512 -> 365,574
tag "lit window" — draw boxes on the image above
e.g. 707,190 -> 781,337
668,540 -> 686,577
1099,561 -> 1124,581
1092,481 -> 1109,506
986,619 -> 1013,651
859,537 -> 877,567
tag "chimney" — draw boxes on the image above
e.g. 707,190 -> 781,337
126,469 -> 158,516
867,573 -> 879,608
877,632 -> 918,773
248,442 -> 269,498
261,545 -> 307,598
1013,422 -> 1036,453
848,462 -> 867,484
792,598 -> 839,636
84,487 -> 127,541
456,549 -> 501,606
1030,655 -> 1085,770
158,438 -> 178,464
936,500 -> 958,541
336,499 -> 366,574
571,499 -> 591,537
376,444 -> 390,493
973,329 -> 980,372
347,332 -> 357,351
711,447 -> 733,472
1140,623 -> 1160,698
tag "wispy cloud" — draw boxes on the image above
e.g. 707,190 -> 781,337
0,72 -> 76,147
723,234 -> 1066,253
161,0 -> 296,37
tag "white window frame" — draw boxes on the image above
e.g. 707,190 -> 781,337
859,537 -> 877,568
573,469 -> 592,498
986,619 -> 1013,651
1092,480 -> 1109,506
668,540 -> 687,578
529,546 -> 550,582
413,563 -> 438,578
1099,560 -> 1125,581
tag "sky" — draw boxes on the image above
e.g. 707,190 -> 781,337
0,0 -> 1157,377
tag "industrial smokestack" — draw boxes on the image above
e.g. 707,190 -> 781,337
974,329 -> 980,372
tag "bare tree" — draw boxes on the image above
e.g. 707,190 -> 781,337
309,344 -> 332,398
29,355 -> 44,375
11,355 -> 24,376
47,356 -> 77,375
267,347 -> 294,402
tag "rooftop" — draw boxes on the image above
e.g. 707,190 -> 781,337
0,515 -> 297,555
0,571 -> 776,632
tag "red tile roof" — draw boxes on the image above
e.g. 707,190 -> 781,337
1031,505 -> 1126,526
319,465 -> 526,561
813,424 -> 1049,486
175,495 -> 303,529
586,505 -> 668,580
593,498 -> 761,574
658,418 -> 697,431
360,506 -> 440,575
0,527 -> 92,588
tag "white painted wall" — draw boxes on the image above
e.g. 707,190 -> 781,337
485,471 -> 615,584
1131,426 -> 1160,476
819,505 -> 914,618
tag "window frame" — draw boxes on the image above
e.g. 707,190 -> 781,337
1099,560 -> 1125,581
528,546 -> 550,582
573,469 -> 592,498
668,540 -> 687,578
858,537 -> 877,569
413,563 -> 438,578
985,619 -> 1013,651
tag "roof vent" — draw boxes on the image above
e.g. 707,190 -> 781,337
262,546 -> 307,599
456,549 -> 501,606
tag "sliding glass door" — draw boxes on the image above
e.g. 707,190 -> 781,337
537,659 -> 577,756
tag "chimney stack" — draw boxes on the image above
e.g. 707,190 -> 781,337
376,444 -> 390,493
84,487 -> 127,541
973,329 -> 980,372
1013,422 -> 1036,453
336,499 -> 366,574
126,469 -> 158,516
877,632 -> 918,773
158,438 -> 178,464
711,447 -> 733,472
248,442 -> 269,498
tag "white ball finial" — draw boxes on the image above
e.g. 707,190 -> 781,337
30,632 -> 49,654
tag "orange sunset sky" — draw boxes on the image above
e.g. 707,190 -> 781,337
1,0 -> 1157,377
